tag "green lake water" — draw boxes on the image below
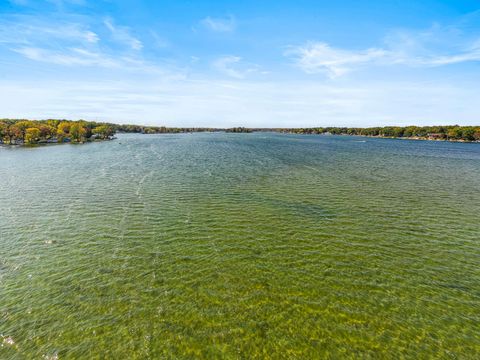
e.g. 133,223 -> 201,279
0,133 -> 479,359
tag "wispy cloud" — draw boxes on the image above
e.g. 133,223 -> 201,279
13,47 -> 118,67
287,25 -> 480,77
200,15 -> 236,32
0,14 -> 178,76
212,56 -> 260,79
104,17 -> 143,50
0,19 -> 99,45
383,26 -> 480,66
12,46 -> 182,77
213,56 -> 244,78
285,42 -> 387,78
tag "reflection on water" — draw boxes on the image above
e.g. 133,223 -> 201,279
0,133 -> 479,358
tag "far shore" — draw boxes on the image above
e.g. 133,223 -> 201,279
325,133 -> 479,143
1,119 -> 479,146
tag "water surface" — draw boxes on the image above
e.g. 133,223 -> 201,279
1,133 -> 479,358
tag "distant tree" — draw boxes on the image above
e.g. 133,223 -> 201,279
461,127 -> 475,141
92,125 -> 114,139
474,128 -> 480,141
70,122 -> 86,142
403,126 -> 417,137
447,127 -> 462,140
392,127 -> 405,137
0,122 -> 7,143
11,120 -> 34,142
380,127 -> 395,137
38,125 -> 55,140
6,125 -> 23,144
25,127 -> 41,144
57,121 -> 71,142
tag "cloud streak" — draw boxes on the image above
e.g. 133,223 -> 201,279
287,28 -> 480,77
12,46 -> 183,78
0,18 -> 99,45
13,47 -> 118,67
0,14 -> 172,75
285,42 -> 387,78
104,17 -> 143,50
200,15 -> 236,32
213,56 -> 244,78
212,56 -> 262,79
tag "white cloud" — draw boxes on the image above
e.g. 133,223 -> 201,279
13,47 -> 118,67
383,26 -> 480,66
0,15 -> 176,76
0,19 -> 99,45
84,31 -> 99,43
213,56 -> 244,78
417,50 -> 480,66
12,46 -> 178,76
212,56 -> 260,79
200,16 -> 236,32
397,36 -> 480,66
285,42 -> 387,78
287,30 -> 480,77
104,17 -> 143,50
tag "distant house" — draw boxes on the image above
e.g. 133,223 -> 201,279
427,133 -> 444,140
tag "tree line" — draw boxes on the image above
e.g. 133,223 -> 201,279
1,120 -> 479,145
116,124 -> 222,134
0,119 -> 115,145
275,125 -> 480,141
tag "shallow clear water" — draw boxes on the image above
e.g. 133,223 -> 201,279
0,133 -> 479,358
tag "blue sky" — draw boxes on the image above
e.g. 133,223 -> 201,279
1,0 -> 480,127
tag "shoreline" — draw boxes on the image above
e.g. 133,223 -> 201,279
2,131 -> 480,147
340,134 -> 480,143
132,131 -> 480,144
1,119 -> 479,146
0,138 -> 115,147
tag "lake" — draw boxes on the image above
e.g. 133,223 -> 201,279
1,133 -> 479,358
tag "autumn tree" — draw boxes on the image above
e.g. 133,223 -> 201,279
0,122 -> 7,143
57,121 -> 71,142
447,127 -> 462,140
25,127 -> 41,144
38,125 -> 55,140
6,125 -> 22,144
11,120 -> 34,142
474,128 -> 480,141
69,122 -> 86,143
92,125 -> 114,139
